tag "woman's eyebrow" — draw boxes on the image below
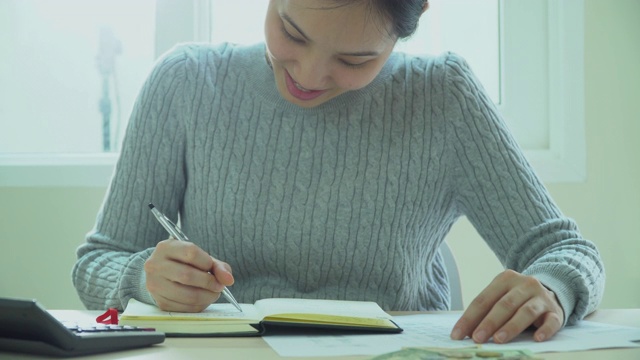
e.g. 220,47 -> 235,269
281,12 -> 381,57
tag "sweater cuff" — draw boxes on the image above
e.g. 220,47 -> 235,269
118,247 -> 156,310
525,271 -> 577,327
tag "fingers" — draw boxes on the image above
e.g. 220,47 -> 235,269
159,240 -> 235,286
210,256 -> 235,287
159,239 -> 215,272
532,310 -> 563,342
474,275 -> 540,343
144,239 -> 236,312
451,270 -> 515,341
451,270 -> 564,344
488,296 -> 553,343
159,252 -> 228,292
148,275 -> 221,312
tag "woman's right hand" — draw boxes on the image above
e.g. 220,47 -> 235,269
144,239 -> 235,312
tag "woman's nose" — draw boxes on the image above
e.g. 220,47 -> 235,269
293,52 -> 330,90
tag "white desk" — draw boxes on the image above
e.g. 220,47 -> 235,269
1,309 -> 638,359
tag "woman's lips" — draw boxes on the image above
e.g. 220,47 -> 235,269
284,69 -> 327,101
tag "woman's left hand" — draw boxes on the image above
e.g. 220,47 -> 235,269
450,269 -> 564,344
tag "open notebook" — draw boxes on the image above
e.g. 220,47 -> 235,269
120,298 -> 402,337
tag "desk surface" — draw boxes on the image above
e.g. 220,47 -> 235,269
1,309 -> 638,360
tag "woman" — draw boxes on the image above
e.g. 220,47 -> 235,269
73,0 -> 604,345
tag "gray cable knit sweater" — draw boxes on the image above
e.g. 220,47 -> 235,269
73,43 -> 604,325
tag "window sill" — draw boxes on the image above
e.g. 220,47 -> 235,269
0,153 -> 118,187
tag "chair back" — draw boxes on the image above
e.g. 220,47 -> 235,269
439,242 -> 463,310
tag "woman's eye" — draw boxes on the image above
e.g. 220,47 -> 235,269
281,26 -> 305,44
340,60 -> 367,68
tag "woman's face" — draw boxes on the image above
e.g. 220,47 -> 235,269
264,0 -> 397,108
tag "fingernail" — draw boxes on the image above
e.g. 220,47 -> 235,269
473,330 -> 486,343
494,331 -> 507,343
450,327 -> 462,340
536,332 -> 546,342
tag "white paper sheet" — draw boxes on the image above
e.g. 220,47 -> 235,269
263,313 -> 640,357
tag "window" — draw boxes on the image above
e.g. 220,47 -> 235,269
0,0 -> 585,186
0,0 -> 156,185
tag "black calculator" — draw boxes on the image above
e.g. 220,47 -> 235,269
0,297 -> 165,357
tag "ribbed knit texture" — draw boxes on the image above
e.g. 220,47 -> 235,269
73,43 -> 604,325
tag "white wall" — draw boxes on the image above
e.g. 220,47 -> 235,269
1,0 -> 638,310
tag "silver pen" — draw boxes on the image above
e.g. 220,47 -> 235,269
148,203 -> 243,312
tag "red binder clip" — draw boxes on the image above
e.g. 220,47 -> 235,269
96,308 -> 119,325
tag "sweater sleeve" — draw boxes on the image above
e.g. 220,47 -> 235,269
72,45 -> 192,310
442,52 -> 605,325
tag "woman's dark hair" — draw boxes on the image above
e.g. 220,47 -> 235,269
324,0 -> 428,39
371,0 -> 428,39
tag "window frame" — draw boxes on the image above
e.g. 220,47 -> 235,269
0,0 -> 585,187
499,0 -> 586,183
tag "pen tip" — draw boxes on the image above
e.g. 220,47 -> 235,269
148,203 -> 155,209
